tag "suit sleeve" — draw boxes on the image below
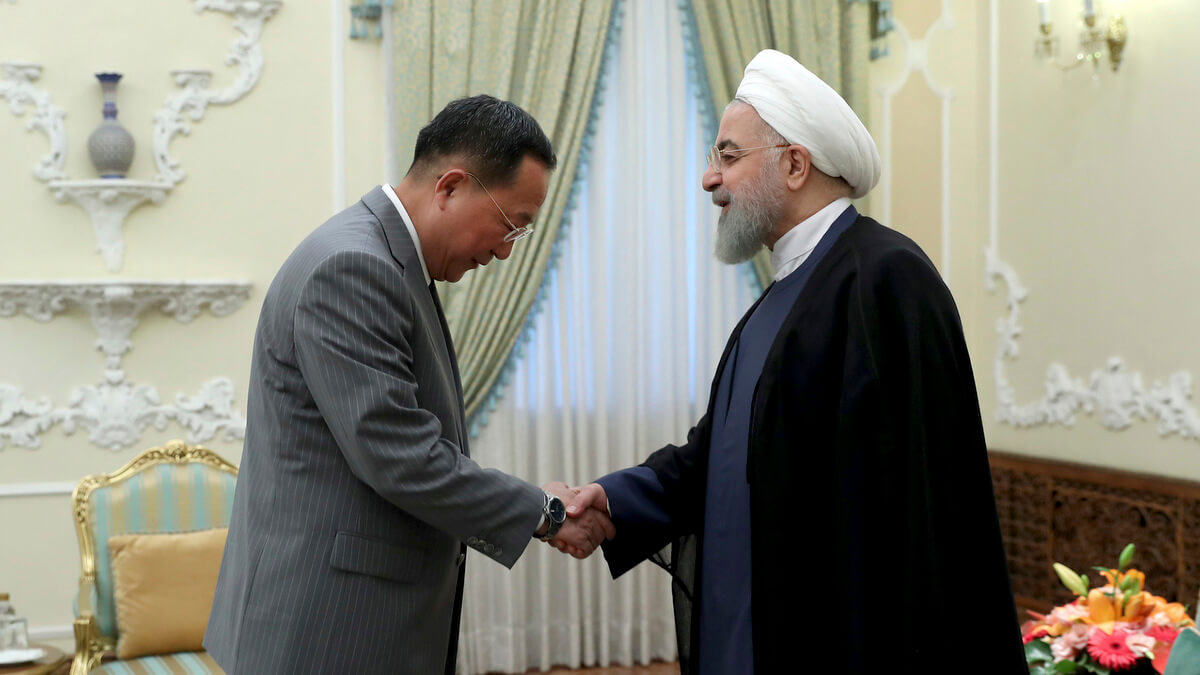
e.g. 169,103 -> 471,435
293,250 -> 542,568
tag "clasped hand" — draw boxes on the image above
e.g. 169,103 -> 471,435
541,481 -> 612,559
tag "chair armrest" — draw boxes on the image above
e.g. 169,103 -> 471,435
70,577 -> 103,674
70,616 -> 100,675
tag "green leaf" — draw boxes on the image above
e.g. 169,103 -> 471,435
1093,566 -> 1114,573
1055,660 -> 1079,673
1119,543 -> 1135,570
1080,574 -> 1089,592
1026,639 -> 1054,664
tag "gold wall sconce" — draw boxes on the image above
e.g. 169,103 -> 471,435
1035,0 -> 1127,75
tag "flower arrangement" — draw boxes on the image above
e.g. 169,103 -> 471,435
1023,544 -> 1194,674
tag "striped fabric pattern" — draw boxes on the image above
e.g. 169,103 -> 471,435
92,650 -> 224,674
89,463 -> 237,638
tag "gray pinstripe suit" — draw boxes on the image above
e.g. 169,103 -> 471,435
204,187 -> 544,674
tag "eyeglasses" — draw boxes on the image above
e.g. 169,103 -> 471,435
705,143 -> 790,173
464,172 -> 533,243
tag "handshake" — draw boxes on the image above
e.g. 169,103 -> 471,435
540,481 -> 612,559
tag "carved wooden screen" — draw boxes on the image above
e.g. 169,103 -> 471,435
990,451 -> 1200,615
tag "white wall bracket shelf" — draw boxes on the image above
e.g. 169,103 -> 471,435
0,1 -> 282,271
0,280 -> 252,450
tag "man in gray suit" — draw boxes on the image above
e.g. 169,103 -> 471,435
205,95 -> 614,674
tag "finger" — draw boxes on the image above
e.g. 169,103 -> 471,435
567,483 -> 608,517
581,512 -> 613,543
597,514 -> 616,540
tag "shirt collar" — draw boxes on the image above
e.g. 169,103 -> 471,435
770,197 -> 852,282
382,183 -> 431,286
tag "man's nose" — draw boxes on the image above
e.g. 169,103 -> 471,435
702,166 -> 721,192
494,239 -> 515,260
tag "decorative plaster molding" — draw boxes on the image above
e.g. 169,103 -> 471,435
154,0 -> 283,185
0,281 -> 251,450
0,62 -> 67,181
874,0 -> 955,281
47,180 -> 170,271
1,1 -> 282,271
985,249 -> 1200,441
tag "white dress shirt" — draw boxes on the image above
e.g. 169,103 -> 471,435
382,183 -> 431,285
769,197 -> 852,282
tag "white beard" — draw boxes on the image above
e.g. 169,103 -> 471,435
713,165 -> 785,265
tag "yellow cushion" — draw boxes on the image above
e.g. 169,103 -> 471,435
108,528 -> 228,660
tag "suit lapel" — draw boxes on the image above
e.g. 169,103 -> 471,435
361,187 -> 469,451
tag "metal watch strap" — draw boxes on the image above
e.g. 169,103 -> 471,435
538,491 -> 565,541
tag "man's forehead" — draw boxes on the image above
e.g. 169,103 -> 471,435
716,103 -> 763,148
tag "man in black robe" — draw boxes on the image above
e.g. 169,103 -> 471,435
559,50 -> 1028,674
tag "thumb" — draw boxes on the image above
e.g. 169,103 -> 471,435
567,483 -> 607,517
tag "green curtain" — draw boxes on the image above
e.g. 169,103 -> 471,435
686,0 -> 870,288
390,0 -> 617,424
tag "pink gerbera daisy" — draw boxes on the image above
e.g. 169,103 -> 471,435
1146,625 -> 1180,646
1088,630 -> 1139,670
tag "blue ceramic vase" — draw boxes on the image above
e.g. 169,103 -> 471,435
86,72 -> 135,178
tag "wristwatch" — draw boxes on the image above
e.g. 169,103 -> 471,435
537,491 -> 566,541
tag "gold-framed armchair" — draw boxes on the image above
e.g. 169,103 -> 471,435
70,440 -> 237,674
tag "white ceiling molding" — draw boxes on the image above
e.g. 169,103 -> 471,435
984,0 -> 1200,443
874,0 -> 955,282
0,1 -> 282,271
0,281 -> 251,450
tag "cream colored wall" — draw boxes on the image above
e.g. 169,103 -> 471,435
874,1 -> 1200,480
0,0 -> 385,648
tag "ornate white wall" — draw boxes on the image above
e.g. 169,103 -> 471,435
875,1 -> 1200,477
0,0 -> 387,647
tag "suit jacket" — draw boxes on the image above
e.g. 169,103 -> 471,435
204,187 -> 544,674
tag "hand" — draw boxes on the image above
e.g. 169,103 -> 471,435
566,483 -> 608,518
541,482 -> 615,559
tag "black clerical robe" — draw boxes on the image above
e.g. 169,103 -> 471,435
599,214 -> 1027,674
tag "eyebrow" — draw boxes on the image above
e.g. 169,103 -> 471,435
516,211 -> 534,226
715,139 -> 742,151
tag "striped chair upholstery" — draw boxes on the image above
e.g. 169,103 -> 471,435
71,441 -> 237,675
91,650 -> 224,674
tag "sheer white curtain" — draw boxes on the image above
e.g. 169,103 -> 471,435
455,1 -> 759,672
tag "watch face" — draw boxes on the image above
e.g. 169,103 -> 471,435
548,497 -> 567,524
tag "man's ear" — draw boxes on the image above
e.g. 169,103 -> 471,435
785,145 -> 811,192
433,169 -> 468,211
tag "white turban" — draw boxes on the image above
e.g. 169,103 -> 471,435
734,49 -> 880,199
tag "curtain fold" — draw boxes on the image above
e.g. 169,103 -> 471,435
684,0 -> 870,288
453,1 -> 759,671
390,0 -> 618,424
